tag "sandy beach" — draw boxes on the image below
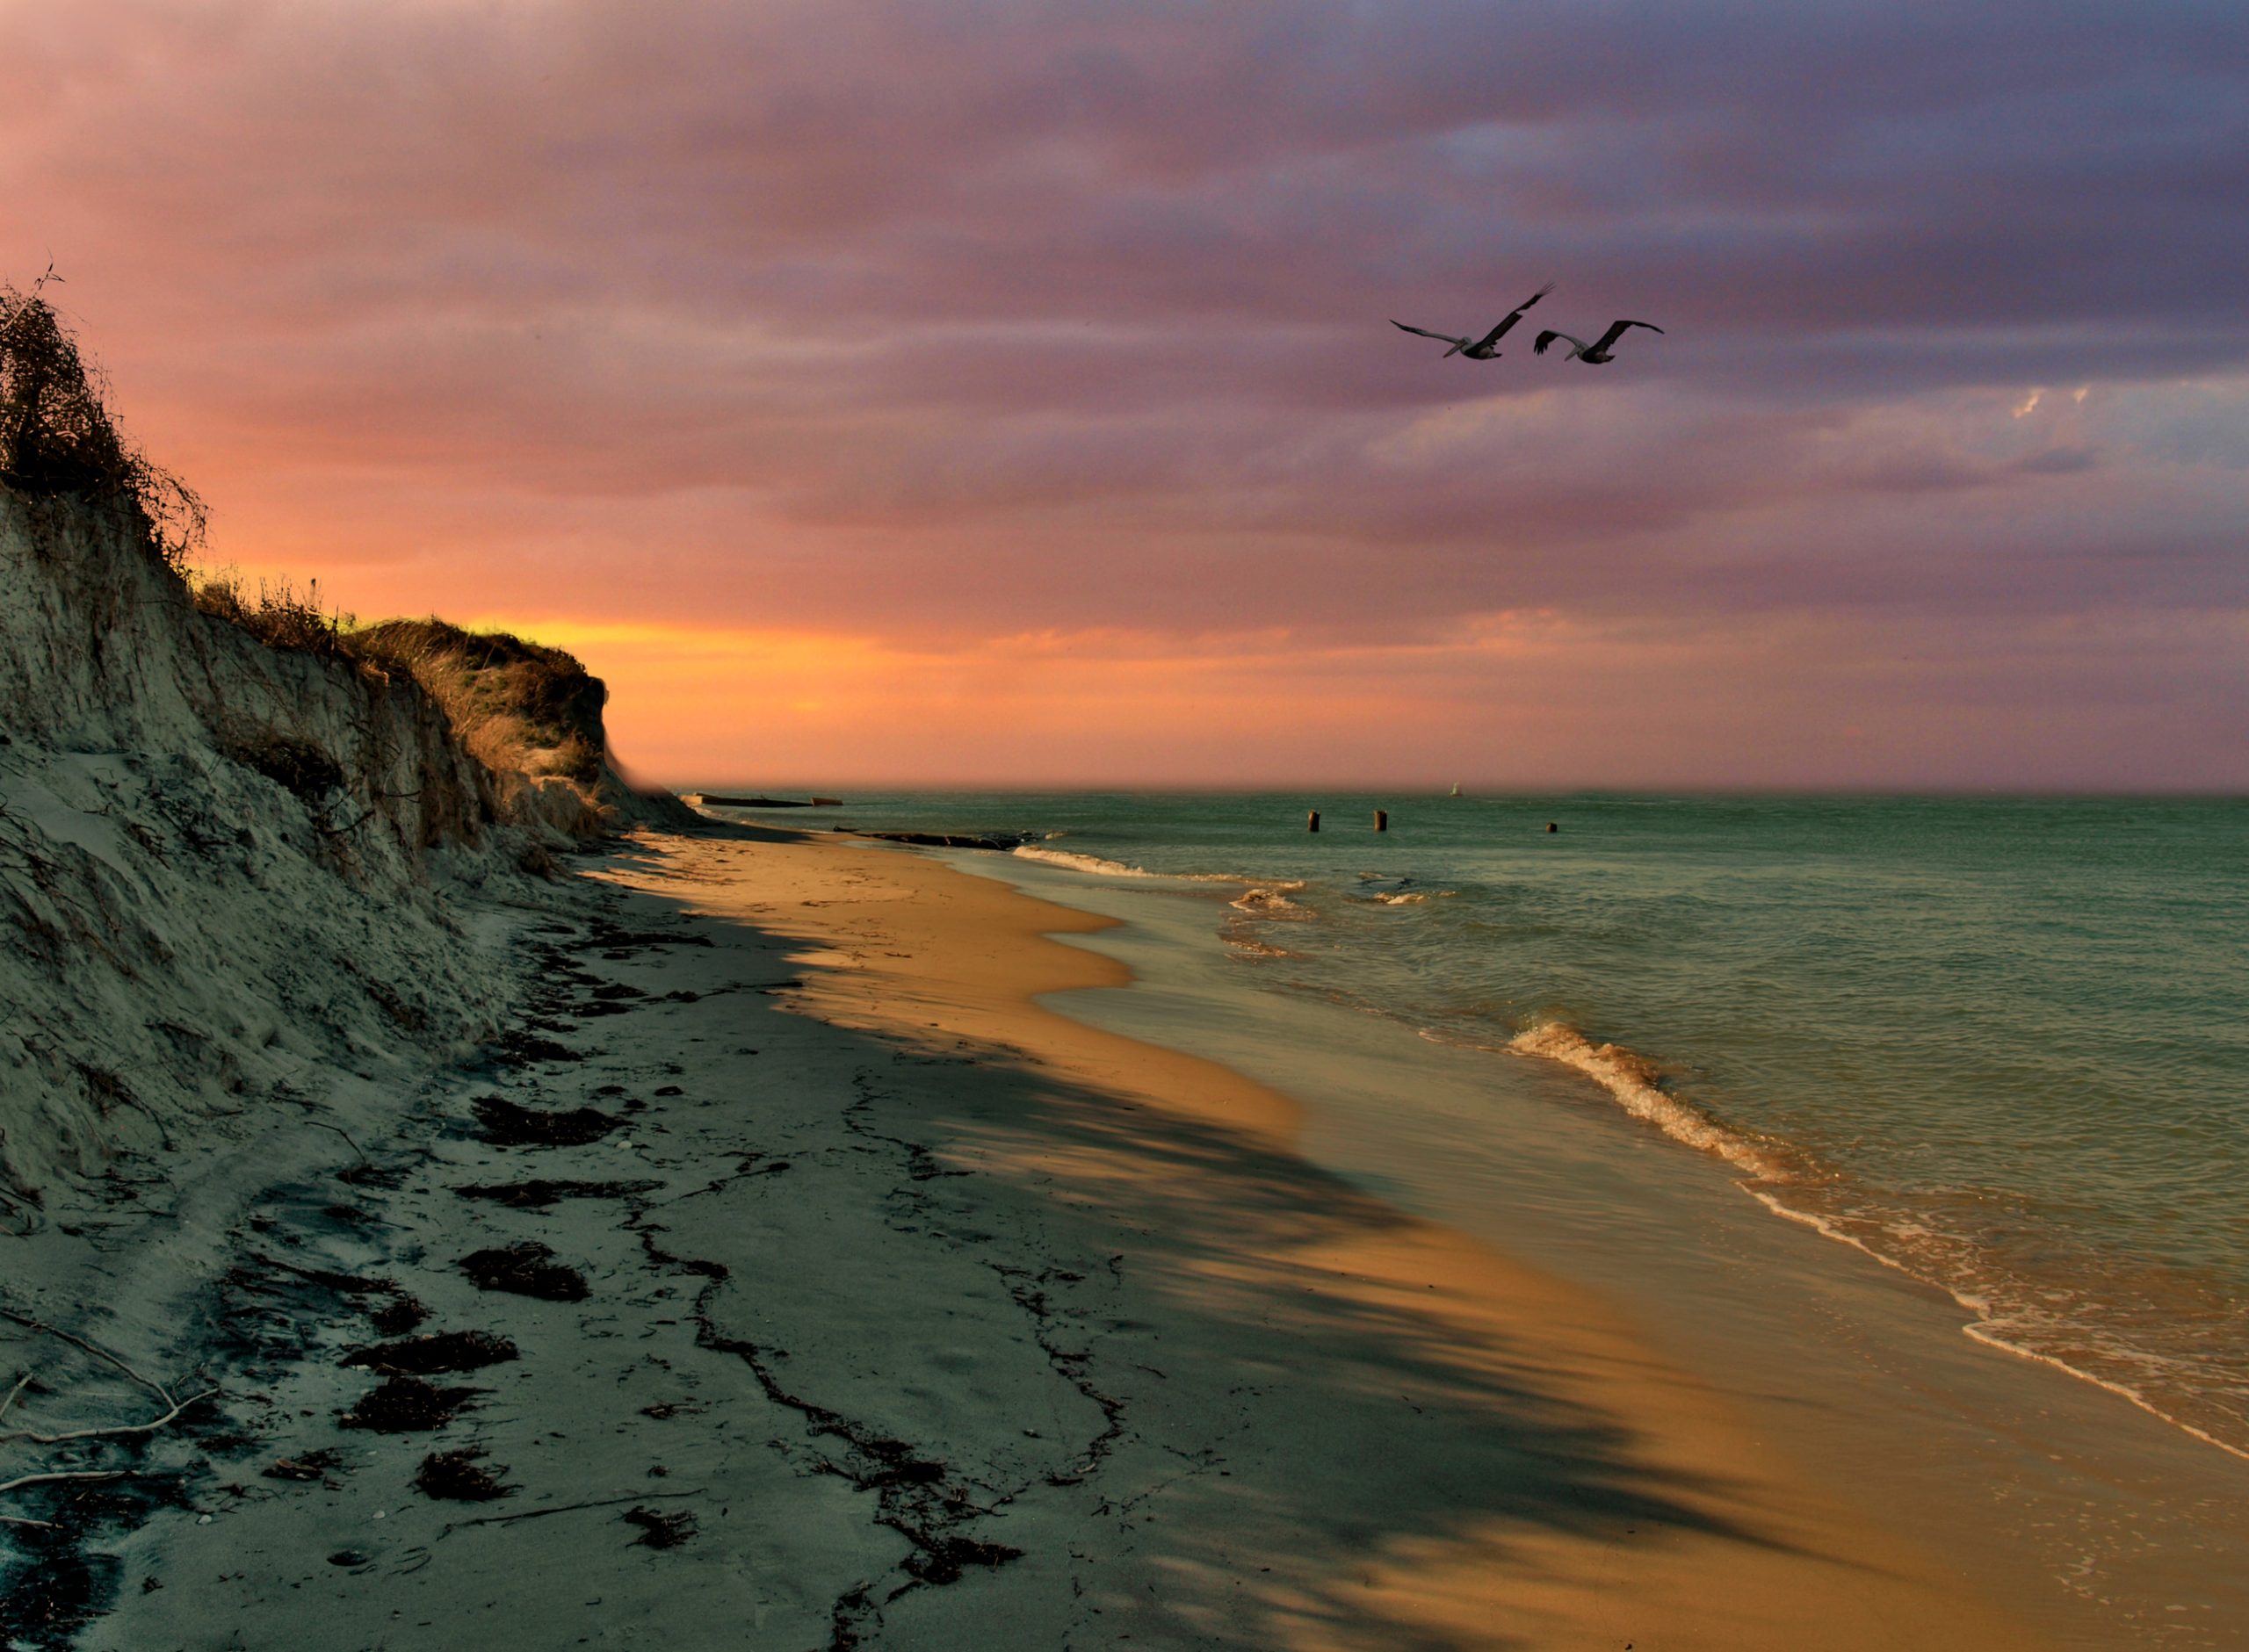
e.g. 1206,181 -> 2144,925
27,820 -> 2052,1650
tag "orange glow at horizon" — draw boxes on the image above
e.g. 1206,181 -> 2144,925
6,0 -> 2245,790
450,611 -> 1585,788
415,606 -> 2245,794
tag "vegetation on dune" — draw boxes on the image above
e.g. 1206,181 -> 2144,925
345,618 -> 608,786
3,273 -> 618,819
177,590 -> 609,790
0,276 -> 205,570
3,278 -> 349,660
189,568 -> 355,656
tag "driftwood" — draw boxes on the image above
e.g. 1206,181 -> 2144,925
0,1307 -> 214,1521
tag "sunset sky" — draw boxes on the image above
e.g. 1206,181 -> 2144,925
4,0 -> 2245,788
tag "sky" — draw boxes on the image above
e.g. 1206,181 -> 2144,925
4,0 -> 2245,789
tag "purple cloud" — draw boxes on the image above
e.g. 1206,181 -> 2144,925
3,0 -> 2245,782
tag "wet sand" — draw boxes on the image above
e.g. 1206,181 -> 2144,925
70,824 -> 2046,1649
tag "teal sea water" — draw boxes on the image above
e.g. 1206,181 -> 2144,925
705,791 -> 2249,1460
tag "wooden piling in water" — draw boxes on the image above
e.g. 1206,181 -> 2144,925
1307,810 -> 1320,833
1374,809 -> 1388,832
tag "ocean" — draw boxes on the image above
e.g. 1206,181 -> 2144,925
697,790 -> 2248,1468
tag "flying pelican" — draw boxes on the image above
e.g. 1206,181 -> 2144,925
1391,283 -> 1553,359
1532,319 -> 1664,364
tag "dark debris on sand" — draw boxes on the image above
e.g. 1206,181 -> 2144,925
221,1258 -> 424,1349
261,1448 -> 344,1483
472,1095 -> 623,1147
336,1159 -> 408,1189
622,1505 -> 697,1548
495,1029 -> 582,1065
340,1330 -> 518,1375
0,1476 -> 190,1652
460,1242 -> 589,1302
582,924 -> 714,954
452,1178 -> 659,1209
901,1534 -> 1024,1585
415,1447 -> 513,1502
370,1295 -> 429,1337
337,1375 -> 478,1432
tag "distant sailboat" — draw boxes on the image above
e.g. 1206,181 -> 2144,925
1449,783 -> 1462,797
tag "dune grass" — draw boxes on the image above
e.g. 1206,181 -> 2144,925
344,619 -> 607,786
4,276 -> 608,804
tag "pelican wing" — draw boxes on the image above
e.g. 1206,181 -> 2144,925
1533,329 -> 1586,357
1477,281 -> 1555,348
1392,321 -> 1470,346
1593,319 -> 1665,352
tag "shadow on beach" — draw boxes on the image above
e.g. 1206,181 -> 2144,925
40,824 -> 1968,1652
595,826 -> 1846,1650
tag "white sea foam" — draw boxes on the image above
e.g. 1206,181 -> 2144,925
1435,1014 -> 2248,1462
1223,935 -> 1296,959
1229,887 -> 1307,916
1958,1324 -> 2249,1464
1009,846 -> 1269,884
1745,1190 -> 2249,1464
1508,1020 -> 1788,1179
1011,847 -> 1167,877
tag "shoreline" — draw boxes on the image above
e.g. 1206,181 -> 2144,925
741,788 -> 2249,1484
47,823 -> 2049,1648
934,836 -> 2249,1648
1003,833 -> 2249,1474
604,825 -> 2050,1647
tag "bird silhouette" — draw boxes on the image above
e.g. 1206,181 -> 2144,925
1532,319 -> 1664,364
1391,284 -> 1554,359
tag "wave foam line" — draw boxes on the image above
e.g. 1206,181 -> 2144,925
1746,1190 -> 2249,1465
1229,887 -> 1308,916
1513,1019 -> 2247,1464
1508,1021 -> 1789,1180
1009,846 -> 1283,885
1223,935 -> 1296,959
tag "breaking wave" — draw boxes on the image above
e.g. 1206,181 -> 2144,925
1222,934 -> 1296,960
1741,1188 -> 2249,1464
1230,886 -> 1308,917
1508,1020 -> 1791,1180
1508,1021 -> 2249,1460
1009,846 -> 1267,884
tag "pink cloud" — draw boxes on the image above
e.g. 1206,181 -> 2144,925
4,0 -> 2245,784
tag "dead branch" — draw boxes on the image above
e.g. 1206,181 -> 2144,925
0,1386 -> 216,1447
0,1307 -> 178,1410
309,1120 -> 368,1165
0,1309 -> 213,1500
438,1489 -> 698,1537
0,1468 -> 128,1495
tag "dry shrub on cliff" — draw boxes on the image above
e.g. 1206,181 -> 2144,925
0,277 -> 206,569
189,568 -> 355,657
345,619 -> 606,785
